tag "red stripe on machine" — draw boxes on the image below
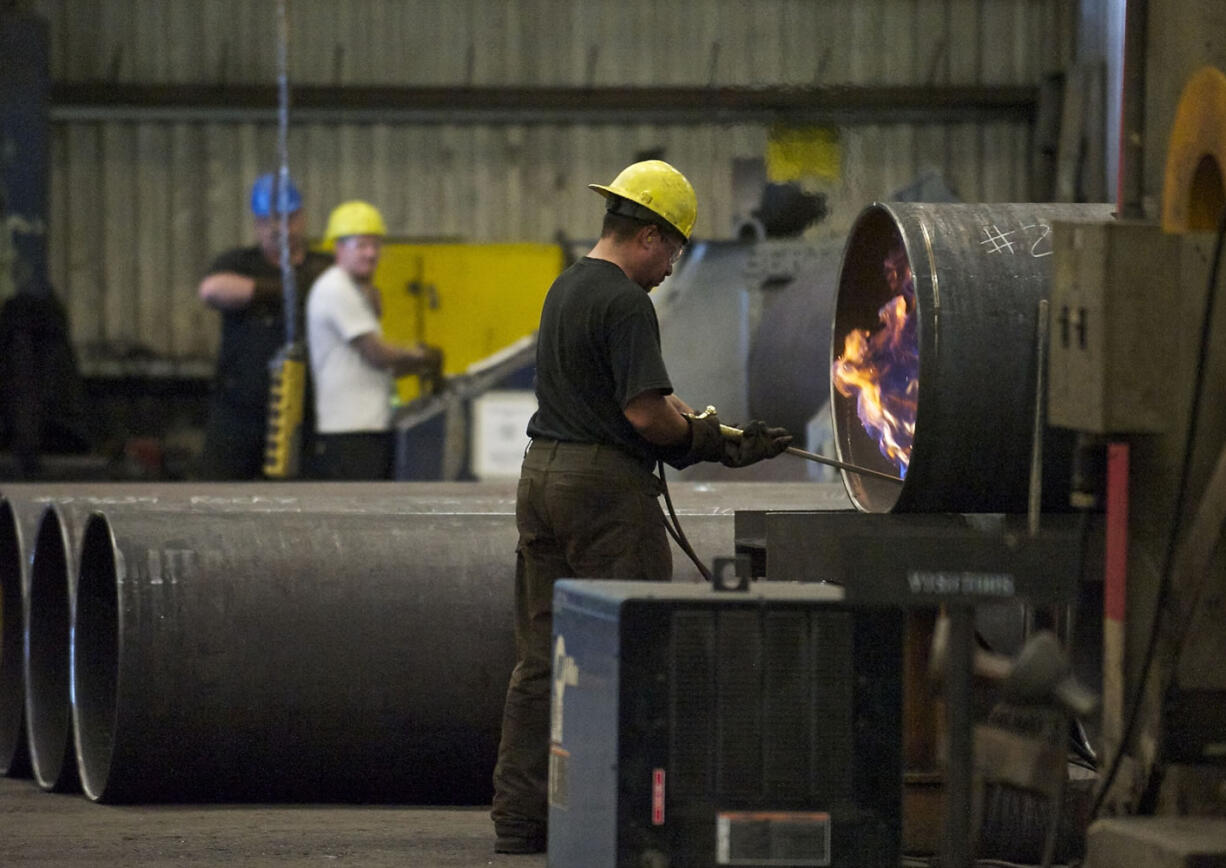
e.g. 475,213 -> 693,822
1104,442 -> 1129,621
651,769 -> 665,825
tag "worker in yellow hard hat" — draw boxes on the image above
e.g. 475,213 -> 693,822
490,160 -> 792,854
305,200 -> 442,479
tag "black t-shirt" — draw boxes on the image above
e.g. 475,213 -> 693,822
527,257 -> 674,468
206,247 -> 332,409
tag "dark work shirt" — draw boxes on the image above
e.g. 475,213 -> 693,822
206,247 -> 332,409
527,257 -> 674,468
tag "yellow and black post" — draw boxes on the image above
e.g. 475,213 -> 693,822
263,342 -> 306,478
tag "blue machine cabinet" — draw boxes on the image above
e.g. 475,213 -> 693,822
549,580 -> 903,868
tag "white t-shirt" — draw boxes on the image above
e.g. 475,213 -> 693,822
306,264 -> 393,433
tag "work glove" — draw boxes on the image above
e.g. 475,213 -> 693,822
719,419 -> 793,467
660,411 -> 725,469
669,412 -> 792,469
686,411 -> 730,463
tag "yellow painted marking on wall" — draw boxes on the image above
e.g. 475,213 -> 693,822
766,125 -> 842,182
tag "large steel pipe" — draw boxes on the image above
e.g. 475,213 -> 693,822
3,482 -> 499,781
830,202 -> 1115,513
15,483 -> 517,797
1,483 -> 214,779
0,484 -> 116,779
73,503 -> 518,803
24,493 -> 180,791
62,481 -> 834,802
9,479 -> 841,791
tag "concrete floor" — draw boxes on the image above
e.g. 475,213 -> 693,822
0,777 -> 544,867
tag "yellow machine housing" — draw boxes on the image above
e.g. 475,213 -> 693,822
371,242 -> 564,404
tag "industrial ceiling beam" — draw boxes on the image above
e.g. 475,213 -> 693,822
50,82 -> 1037,125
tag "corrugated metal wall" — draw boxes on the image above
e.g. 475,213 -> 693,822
31,0 -> 1074,364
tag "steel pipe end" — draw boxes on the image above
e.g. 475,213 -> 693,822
25,505 -> 80,792
831,202 -> 1108,514
830,204 -> 910,513
0,498 -> 32,777
72,513 -> 122,803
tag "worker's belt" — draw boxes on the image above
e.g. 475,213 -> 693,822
524,438 -> 662,493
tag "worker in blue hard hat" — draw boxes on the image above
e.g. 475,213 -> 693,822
196,172 -> 332,479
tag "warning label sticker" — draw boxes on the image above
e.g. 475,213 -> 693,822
715,811 -> 831,866
547,745 -> 569,810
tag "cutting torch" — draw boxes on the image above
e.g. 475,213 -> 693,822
686,406 -> 904,485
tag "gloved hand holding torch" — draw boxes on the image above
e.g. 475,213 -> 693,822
684,407 -> 793,468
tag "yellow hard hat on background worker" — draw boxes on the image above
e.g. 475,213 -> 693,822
588,159 -> 698,240
323,200 -> 387,248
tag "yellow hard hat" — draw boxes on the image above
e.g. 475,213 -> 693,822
588,160 -> 697,240
323,200 -> 387,247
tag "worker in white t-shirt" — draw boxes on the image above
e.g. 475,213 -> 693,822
305,200 -> 442,479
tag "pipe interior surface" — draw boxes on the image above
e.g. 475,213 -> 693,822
0,500 -> 30,777
72,515 -> 119,802
831,201 -> 1115,513
747,239 -> 844,439
25,506 -> 77,792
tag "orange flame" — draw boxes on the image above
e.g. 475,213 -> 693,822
831,256 -> 919,476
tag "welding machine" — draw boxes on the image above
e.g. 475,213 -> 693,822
548,580 -> 903,867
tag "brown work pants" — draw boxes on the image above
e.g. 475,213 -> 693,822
491,439 -> 672,841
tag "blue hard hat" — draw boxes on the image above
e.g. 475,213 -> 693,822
250,172 -> 302,217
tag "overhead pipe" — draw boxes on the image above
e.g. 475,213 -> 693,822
1118,0 -> 1148,219
829,202 -> 1116,513
50,82 -> 1039,126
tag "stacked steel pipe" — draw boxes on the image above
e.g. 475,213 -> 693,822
2,483 -> 338,786
0,480 -> 845,803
